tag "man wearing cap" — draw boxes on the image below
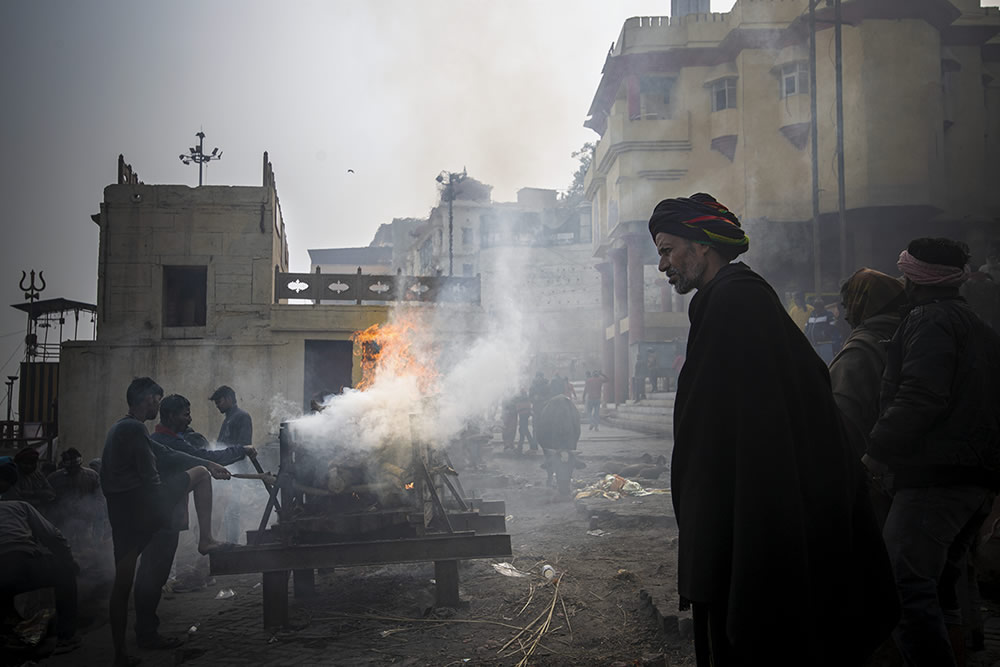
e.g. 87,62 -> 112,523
866,238 -> 1000,666
649,193 -> 898,665
210,385 -> 253,543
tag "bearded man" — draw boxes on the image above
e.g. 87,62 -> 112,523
650,193 -> 898,666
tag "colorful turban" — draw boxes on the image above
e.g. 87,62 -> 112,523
648,193 -> 749,259
897,250 -> 969,287
840,268 -> 906,327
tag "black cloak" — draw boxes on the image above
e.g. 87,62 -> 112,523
672,262 -> 898,664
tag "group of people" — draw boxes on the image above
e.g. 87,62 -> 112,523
651,192 -> 1000,666
500,371 -> 579,453
0,381 -> 255,666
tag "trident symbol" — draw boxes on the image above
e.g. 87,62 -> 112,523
19,270 -> 46,303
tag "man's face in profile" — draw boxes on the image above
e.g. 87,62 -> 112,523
656,232 -> 708,295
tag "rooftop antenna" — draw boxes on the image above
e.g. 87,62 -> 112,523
178,130 -> 223,186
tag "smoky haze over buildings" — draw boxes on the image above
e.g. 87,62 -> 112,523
2,0 -> 998,416
2,0 -> 726,401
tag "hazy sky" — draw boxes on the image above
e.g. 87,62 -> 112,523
0,0 -> 995,409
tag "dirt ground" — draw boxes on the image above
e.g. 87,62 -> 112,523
14,423 -> 1000,666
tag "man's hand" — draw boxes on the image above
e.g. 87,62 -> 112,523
243,446 -> 257,459
207,463 -> 231,480
862,453 -> 890,476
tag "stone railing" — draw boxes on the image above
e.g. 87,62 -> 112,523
274,267 -> 481,305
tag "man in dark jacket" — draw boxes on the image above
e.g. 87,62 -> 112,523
866,238 -> 1000,667
650,193 -> 898,666
133,394 -> 254,650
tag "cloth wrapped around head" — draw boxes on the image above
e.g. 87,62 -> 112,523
897,250 -> 969,287
840,268 -> 906,327
648,193 -> 749,260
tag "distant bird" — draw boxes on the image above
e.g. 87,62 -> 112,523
347,169 -> 354,173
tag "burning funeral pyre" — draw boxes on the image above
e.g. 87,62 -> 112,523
211,311 -> 513,626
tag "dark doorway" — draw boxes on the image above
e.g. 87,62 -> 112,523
303,340 -> 354,412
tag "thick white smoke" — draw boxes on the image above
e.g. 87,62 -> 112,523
287,245 -> 533,463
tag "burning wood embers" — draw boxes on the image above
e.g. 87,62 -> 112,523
210,420 -> 512,628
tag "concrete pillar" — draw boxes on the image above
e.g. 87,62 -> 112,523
626,236 -> 646,346
597,263 -> 614,405
611,248 -> 628,405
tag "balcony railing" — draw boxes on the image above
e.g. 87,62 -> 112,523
274,268 -> 480,305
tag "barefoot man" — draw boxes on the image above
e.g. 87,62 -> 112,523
101,377 -> 233,666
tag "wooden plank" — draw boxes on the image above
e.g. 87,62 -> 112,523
209,533 -> 511,576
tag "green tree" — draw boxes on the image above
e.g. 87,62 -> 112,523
562,142 -> 595,206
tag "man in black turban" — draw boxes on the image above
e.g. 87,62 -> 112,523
650,193 -> 898,665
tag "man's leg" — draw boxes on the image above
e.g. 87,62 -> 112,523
186,466 -> 228,553
110,549 -> 140,666
883,485 -> 994,667
133,529 -> 180,646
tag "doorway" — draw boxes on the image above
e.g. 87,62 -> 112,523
303,340 -> 354,412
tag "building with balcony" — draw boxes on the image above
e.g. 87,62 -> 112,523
58,155 -> 481,460
584,0 -> 1000,403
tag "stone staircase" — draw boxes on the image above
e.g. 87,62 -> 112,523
603,392 -> 674,435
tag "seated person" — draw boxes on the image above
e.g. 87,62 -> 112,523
47,448 -> 102,548
0,462 -> 81,655
3,447 -> 56,508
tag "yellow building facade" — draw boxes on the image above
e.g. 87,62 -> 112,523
583,0 -> 1000,402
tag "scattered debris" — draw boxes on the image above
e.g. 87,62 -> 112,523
492,562 -> 530,578
541,565 -> 557,581
586,529 -> 608,537
214,588 -> 236,600
614,569 -> 637,582
575,474 -> 669,500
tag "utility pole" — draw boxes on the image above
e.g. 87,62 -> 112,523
809,0 -> 821,295
834,0 -> 848,280
436,169 -> 467,276
179,130 -> 223,186
5,376 -> 16,426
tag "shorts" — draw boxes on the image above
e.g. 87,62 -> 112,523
106,473 -> 190,563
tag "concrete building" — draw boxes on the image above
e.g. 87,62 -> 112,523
355,184 -> 607,376
59,154 -> 481,460
584,0 -> 1000,403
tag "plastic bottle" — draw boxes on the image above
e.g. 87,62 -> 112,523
541,565 -> 556,581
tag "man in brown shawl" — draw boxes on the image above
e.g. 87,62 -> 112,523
650,193 -> 898,665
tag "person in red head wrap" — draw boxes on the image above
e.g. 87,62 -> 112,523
866,237 -> 1000,666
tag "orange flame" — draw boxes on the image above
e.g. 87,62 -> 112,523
352,317 -> 439,392
404,482 -> 414,490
